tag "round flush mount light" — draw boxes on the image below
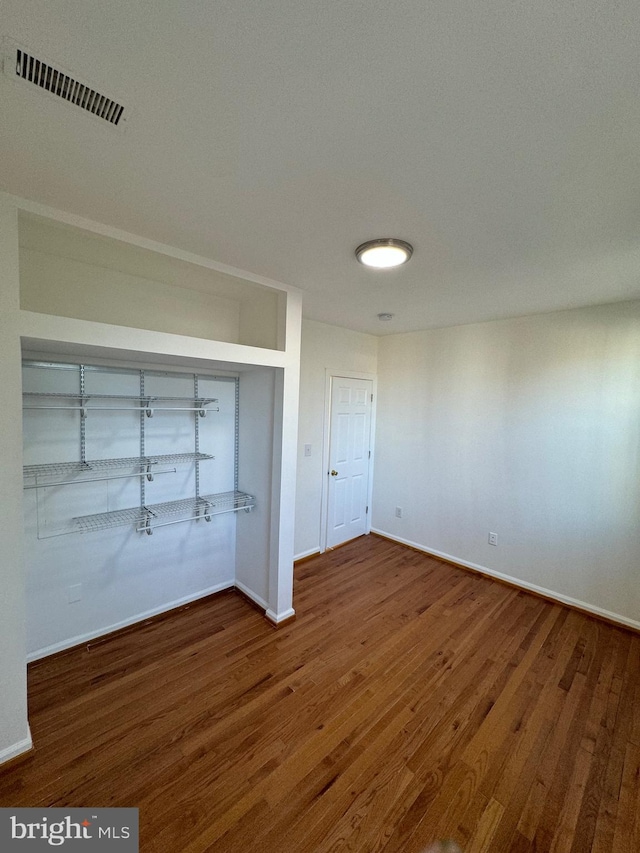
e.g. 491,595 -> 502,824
377,313 -> 394,321
356,238 -> 413,269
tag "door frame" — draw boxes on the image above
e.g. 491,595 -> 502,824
320,369 -> 377,553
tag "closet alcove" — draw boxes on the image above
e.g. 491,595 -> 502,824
16,208 -> 300,660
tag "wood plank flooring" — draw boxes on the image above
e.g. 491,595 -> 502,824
1,534 -> 639,851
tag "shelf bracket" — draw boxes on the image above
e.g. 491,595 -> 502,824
198,501 -> 212,522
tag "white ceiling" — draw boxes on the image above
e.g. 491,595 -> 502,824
2,1 -> 640,335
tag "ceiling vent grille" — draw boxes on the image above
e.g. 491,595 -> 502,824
3,39 -> 128,129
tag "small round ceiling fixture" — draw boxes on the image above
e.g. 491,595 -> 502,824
377,313 -> 394,321
356,238 -> 413,269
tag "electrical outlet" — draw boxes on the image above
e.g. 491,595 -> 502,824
395,506 -> 403,518
488,532 -> 498,546
68,584 -> 82,603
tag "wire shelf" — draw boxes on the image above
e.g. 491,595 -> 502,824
146,491 -> 254,518
23,453 -> 214,483
23,392 -> 219,418
72,491 -> 255,535
202,491 -> 255,512
23,391 -> 91,399
24,461 -> 92,478
23,392 -> 218,403
73,507 -> 148,534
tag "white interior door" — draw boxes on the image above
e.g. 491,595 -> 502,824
326,377 -> 373,549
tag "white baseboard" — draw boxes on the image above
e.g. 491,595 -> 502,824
234,580 -> 269,612
0,734 -> 33,767
27,581 -> 235,662
294,548 -> 321,562
265,607 -> 296,625
371,528 -> 640,633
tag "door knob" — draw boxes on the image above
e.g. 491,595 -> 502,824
330,470 -> 338,477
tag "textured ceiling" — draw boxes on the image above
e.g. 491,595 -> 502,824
2,1 -> 640,335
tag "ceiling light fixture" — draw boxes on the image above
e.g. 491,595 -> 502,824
356,238 -> 413,269
377,313 -> 394,321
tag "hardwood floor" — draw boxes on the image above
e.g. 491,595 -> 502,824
1,535 -> 639,852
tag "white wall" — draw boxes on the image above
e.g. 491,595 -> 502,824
373,302 -> 640,627
238,289 -> 282,350
294,319 -> 378,558
236,367 -> 276,607
0,199 -> 31,763
18,213 -> 282,348
20,246 -> 242,343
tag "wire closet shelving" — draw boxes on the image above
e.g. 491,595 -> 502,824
22,361 -> 255,536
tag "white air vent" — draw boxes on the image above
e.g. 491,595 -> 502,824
3,38 -> 129,129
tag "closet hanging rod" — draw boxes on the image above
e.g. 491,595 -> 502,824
24,468 -> 177,489
137,503 -> 254,534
